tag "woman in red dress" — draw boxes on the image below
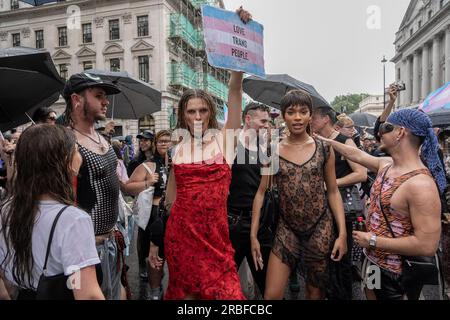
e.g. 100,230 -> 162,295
151,8 -> 252,300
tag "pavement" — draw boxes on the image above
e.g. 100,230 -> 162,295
124,225 -> 446,300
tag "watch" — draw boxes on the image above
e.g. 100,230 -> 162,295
369,234 -> 377,249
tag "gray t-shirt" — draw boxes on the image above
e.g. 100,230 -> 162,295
0,201 -> 100,289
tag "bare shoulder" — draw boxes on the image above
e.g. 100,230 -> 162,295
405,173 -> 439,200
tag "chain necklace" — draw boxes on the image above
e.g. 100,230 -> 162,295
72,127 -> 107,152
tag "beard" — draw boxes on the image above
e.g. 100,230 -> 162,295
83,100 -> 106,122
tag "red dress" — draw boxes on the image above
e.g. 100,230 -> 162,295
164,153 -> 245,300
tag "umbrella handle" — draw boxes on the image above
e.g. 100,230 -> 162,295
111,95 -> 115,121
25,112 -> 36,125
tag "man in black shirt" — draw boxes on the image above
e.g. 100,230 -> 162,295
228,102 -> 271,297
312,106 -> 367,300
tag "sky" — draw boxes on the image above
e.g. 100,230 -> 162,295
222,0 -> 411,102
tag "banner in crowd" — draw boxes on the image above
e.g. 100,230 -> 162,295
202,5 -> 266,78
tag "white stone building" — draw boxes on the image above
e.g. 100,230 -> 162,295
353,94 -> 389,117
0,0 -> 227,137
392,0 -> 450,109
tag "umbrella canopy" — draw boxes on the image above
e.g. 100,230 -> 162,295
0,47 -> 63,82
419,82 -> 450,114
427,110 -> 450,128
84,69 -> 161,120
0,67 -> 62,131
243,74 -> 330,110
0,48 -> 65,131
349,113 -> 377,128
19,0 -> 56,6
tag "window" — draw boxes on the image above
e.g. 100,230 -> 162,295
83,61 -> 93,71
58,26 -> 67,47
110,58 -> 120,72
428,10 -> 433,20
82,23 -> 92,43
12,33 -> 20,47
418,20 -> 422,29
35,30 -> 44,49
109,19 -> 120,40
10,0 -> 19,10
138,56 -> 149,82
410,28 -> 414,37
59,64 -> 68,80
137,15 -> 149,37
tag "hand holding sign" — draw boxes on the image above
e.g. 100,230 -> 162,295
202,5 -> 265,78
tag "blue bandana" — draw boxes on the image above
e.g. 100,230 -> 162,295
387,109 -> 447,194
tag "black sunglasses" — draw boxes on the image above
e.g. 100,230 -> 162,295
378,122 -> 399,137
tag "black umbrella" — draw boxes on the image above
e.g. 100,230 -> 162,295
0,47 -> 63,82
427,109 -> 450,128
19,0 -> 56,5
0,48 -> 65,131
84,69 -> 161,120
349,113 -> 377,128
0,67 -> 63,131
243,74 -> 330,109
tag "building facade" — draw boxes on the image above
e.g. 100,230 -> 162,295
392,0 -> 450,109
353,94 -> 389,117
0,0 -> 228,136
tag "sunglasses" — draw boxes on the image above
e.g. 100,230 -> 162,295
378,122 -> 399,137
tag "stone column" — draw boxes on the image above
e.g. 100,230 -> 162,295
413,51 -> 420,103
422,44 -> 430,99
404,57 -> 412,105
432,35 -> 441,91
445,26 -> 450,83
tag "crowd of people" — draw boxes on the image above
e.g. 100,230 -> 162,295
0,8 -> 450,301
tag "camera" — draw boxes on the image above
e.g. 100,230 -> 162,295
391,82 -> 406,92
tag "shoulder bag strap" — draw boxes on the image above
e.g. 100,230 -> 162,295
42,206 -> 70,273
378,166 -> 397,238
141,163 -> 153,175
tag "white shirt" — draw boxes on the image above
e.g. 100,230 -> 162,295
0,201 -> 100,289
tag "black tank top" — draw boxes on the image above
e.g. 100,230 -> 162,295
228,141 -> 263,209
150,154 -> 168,198
334,133 -> 353,179
76,144 -> 119,235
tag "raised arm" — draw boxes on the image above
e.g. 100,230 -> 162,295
224,71 -> 244,131
379,85 -> 398,122
315,134 -> 391,174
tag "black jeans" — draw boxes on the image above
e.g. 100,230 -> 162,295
228,212 -> 272,296
327,218 -> 354,300
366,260 -> 423,300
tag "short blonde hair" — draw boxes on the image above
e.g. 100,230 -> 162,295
335,113 -> 354,128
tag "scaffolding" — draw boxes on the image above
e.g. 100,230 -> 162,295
166,0 -> 230,124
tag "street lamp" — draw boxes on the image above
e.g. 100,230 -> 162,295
381,55 -> 388,110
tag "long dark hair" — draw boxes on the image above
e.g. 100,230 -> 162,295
176,89 -> 218,130
0,124 -> 77,289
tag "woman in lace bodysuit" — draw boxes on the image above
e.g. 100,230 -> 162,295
251,90 -> 348,300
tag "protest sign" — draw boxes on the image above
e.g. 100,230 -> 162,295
202,5 -> 265,78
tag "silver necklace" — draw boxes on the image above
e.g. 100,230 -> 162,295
72,127 -> 106,152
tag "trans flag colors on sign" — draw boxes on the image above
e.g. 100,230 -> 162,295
202,5 -> 266,78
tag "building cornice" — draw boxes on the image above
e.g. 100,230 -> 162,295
393,3 -> 450,57
0,0 -> 130,20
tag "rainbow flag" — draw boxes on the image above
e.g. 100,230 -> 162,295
419,82 -> 450,114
